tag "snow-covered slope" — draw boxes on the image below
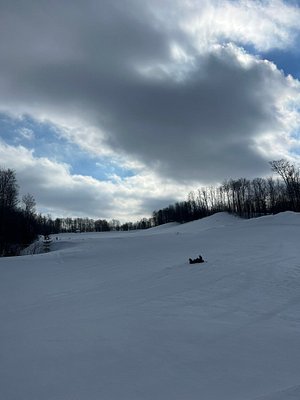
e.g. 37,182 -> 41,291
1,212 -> 300,400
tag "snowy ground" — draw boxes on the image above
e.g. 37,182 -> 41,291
1,212 -> 300,400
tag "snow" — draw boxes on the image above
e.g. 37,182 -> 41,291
0,212 -> 300,400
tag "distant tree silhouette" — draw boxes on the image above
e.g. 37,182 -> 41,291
270,159 -> 300,211
0,168 -> 19,211
150,160 -> 300,227
0,168 -> 53,256
22,193 -> 36,216
2,159 -> 299,256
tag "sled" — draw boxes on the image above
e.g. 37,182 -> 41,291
189,256 -> 205,264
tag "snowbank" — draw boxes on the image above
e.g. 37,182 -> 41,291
1,212 -> 300,400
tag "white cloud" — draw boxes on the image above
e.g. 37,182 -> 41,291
0,0 -> 300,220
176,0 -> 300,52
0,140 -> 187,221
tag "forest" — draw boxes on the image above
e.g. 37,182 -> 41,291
1,159 -> 300,256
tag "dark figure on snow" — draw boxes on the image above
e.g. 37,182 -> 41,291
189,255 -> 204,264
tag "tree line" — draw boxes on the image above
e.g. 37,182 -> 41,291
0,168 -> 41,256
1,159 -> 299,256
49,216 -> 152,233
0,167 -> 153,256
151,160 -> 300,224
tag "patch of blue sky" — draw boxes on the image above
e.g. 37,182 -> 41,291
288,126 -> 300,157
284,0 -> 300,6
234,42 -> 257,57
289,146 -> 300,156
0,113 -> 135,181
0,113 -> 61,152
290,127 -> 300,140
72,157 -> 135,181
232,40 -> 300,80
261,48 -> 300,80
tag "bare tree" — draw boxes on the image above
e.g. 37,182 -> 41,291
0,168 -> 19,210
22,193 -> 36,215
270,159 -> 300,211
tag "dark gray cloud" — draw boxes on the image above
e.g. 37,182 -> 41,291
100,50 -> 285,182
0,0 -> 296,186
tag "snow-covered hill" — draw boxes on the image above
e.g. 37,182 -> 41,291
1,212 -> 300,400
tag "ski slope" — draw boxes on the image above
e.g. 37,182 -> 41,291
1,212 -> 300,400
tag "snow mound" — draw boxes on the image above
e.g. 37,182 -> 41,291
144,212 -> 241,236
175,211 -> 241,233
145,221 -> 181,232
247,211 -> 300,226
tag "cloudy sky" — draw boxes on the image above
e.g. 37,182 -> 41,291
1,0 -> 300,221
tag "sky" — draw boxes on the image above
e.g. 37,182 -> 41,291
1,0 -> 300,221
